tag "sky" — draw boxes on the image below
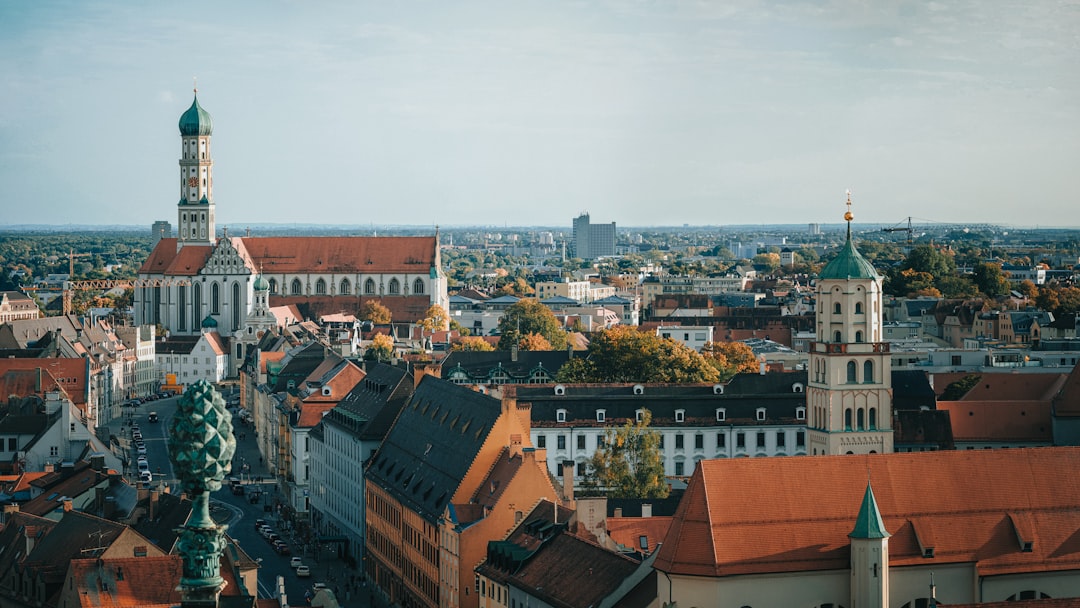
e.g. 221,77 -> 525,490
1,1 -> 1077,230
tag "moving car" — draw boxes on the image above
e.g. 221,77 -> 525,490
147,412 -> 159,423
295,565 -> 310,578
290,557 -> 303,569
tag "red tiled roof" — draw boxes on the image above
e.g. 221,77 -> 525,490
655,448 -> 1080,578
242,236 -> 436,273
138,240 -> 215,276
607,516 -> 673,555
1053,362 -> 1080,417
297,402 -> 336,427
938,401 -> 1053,442
67,556 -> 182,607
0,359 -> 88,406
931,371 -> 1067,401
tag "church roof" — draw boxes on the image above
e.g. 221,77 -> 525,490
178,94 -> 213,136
818,229 -> 879,281
239,236 -> 437,274
850,483 -> 889,539
654,447 -> 1080,578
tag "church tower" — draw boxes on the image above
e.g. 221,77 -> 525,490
806,193 -> 893,455
177,88 -> 215,246
849,482 -> 890,608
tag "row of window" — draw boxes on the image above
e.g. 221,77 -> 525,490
553,407 -> 807,423
539,430 -> 807,451
266,276 -> 426,296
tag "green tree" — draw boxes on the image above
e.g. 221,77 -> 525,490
364,333 -> 395,361
581,409 -> 669,499
360,300 -> 392,325
518,332 -> 553,351
751,252 -> 781,273
937,276 -> 978,298
497,299 -> 568,351
701,341 -> 759,382
885,268 -> 937,297
902,245 -> 956,277
972,262 -> 1010,298
555,326 -> 719,383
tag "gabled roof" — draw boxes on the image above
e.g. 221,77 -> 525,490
502,532 -> 642,607
440,350 -> 572,382
607,515 -> 673,555
137,240 -> 215,275
241,235 -> 437,274
937,400 -> 1053,443
1052,360 -> 1080,417
0,511 -> 56,582
655,448 -> 1080,578
65,555 -> 183,607
366,375 -> 503,525
329,363 -> 414,441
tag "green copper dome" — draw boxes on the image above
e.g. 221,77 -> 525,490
179,95 -> 213,136
201,314 -> 218,329
253,274 -> 269,291
819,228 -> 879,280
850,482 -> 890,539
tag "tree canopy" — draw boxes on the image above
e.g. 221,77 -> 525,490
701,341 -> 759,381
554,326 -> 719,383
451,336 -> 494,352
496,299 -> 568,351
581,409 -> 669,499
360,300 -> 392,325
418,304 -> 448,333
972,262 -> 1010,298
364,333 -> 395,361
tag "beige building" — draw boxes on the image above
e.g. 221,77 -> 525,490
0,291 -> 40,322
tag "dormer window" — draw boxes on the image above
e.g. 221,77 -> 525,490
796,407 -> 806,421
633,384 -> 644,395
556,409 -> 567,423
713,384 -> 724,395
596,410 -> 606,423
321,386 -> 331,396
635,409 -> 645,423
675,409 -> 685,423
554,384 -> 566,396
756,408 -> 766,422
716,408 -> 726,422
792,382 -> 804,393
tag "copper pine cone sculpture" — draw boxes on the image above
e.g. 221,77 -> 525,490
168,380 -> 236,496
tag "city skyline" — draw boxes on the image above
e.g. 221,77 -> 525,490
2,1 -> 1077,229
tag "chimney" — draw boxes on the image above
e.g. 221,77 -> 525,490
90,453 -> 106,472
511,344 -> 519,362
149,489 -> 159,521
642,503 -> 653,518
62,499 -> 73,512
561,460 -> 575,502
1,503 -> 19,524
24,525 -> 37,554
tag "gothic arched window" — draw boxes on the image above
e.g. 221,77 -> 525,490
340,279 -> 351,295
846,361 -> 857,383
232,282 -> 241,330
291,279 -> 302,295
268,279 -> 277,294
193,283 -> 202,323
364,279 -> 376,295
315,279 -> 327,295
863,360 -> 874,383
211,282 -> 220,314
388,278 -> 401,295
413,278 -> 425,295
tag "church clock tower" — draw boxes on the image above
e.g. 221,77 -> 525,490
806,193 -> 893,455
177,88 -> 215,246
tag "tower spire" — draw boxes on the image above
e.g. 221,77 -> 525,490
844,189 -> 854,241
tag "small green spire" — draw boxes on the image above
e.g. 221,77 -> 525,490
818,191 -> 880,280
850,482 -> 890,539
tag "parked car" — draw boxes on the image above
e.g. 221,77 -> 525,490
139,471 -> 152,483
136,444 -> 147,455
273,541 -> 290,555
295,565 -> 310,578
289,557 -> 303,569
255,519 -> 267,530
266,533 -> 280,544
147,412 -> 159,423
138,460 -> 150,472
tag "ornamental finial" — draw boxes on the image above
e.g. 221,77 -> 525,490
844,189 -> 854,222
193,76 -> 198,94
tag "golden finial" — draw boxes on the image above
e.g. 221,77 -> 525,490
844,189 -> 854,222
193,77 -> 198,94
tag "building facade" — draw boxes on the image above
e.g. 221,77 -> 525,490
571,212 -> 616,260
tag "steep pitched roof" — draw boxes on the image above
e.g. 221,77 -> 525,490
850,483 -> 889,539
1052,361 -> 1080,417
505,533 -> 642,607
65,555 -> 182,607
241,235 -> 437,273
655,447 -> 1080,578
366,375 -> 503,525
137,240 -> 215,275
329,363 -> 414,441
937,401 -> 1053,443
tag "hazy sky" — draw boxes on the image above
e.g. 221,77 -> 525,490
1,1 -> 1077,229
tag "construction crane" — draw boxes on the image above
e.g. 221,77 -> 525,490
22,278 -> 192,316
68,249 -> 91,278
882,217 -> 914,246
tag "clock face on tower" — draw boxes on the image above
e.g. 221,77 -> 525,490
188,177 -> 198,188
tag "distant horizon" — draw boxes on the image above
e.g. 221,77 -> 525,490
2,2 -> 1076,227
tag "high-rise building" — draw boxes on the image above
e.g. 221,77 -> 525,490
571,212 -> 615,259
151,220 -> 172,243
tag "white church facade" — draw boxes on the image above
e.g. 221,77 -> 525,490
135,91 -> 448,374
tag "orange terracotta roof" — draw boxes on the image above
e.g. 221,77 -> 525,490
138,239 -> 215,276
1052,362 -> 1080,417
655,448 -> 1080,578
0,359 -> 88,406
297,402 -> 337,427
272,294 -> 432,324
932,371 -> 1067,401
607,516 -> 673,554
67,556 -> 182,607
938,401 -> 1053,442
259,351 -> 286,373
241,236 -> 436,273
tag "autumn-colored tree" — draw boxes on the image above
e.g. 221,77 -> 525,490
1037,286 -> 1080,317
554,325 -> 719,383
885,268 -> 936,297
1017,280 -> 1039,300
495,277 -> 535,297
497,299 -> 568,351
701,341 -> 759,382
364,333 -> 395,361
360,301 -> 392,325
418,304 -> 449,333
581,409 -> 669,499
451,336 -> 495,352
751,252 -> 781,273
517,332 -> 553,351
